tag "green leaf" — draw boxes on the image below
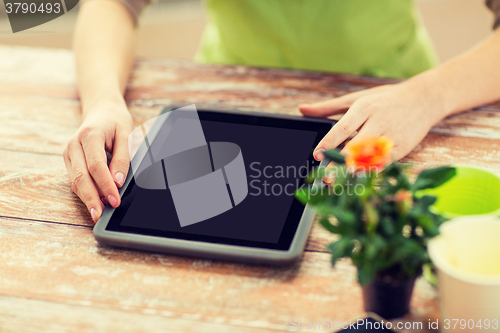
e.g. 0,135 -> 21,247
315,205 -> 357,238
364,235 -> 387,261
383,162 -> 403,177
396,173 -> 411,190
380,216 -> 395,236
411,166 -> 456,191
305,166 -> 330,184
332,170 -> 348,194
316,205 -> 355,225
390,238 -> 423,262
318,215 -> 341,234
418,195 -> 437,208
324,149 -> 346,164
327,237 -> 353,265
355,174 -> 375,199
294,187 -> 312,205
416,215 -> 439,236
294,184 -> 329,205
364,202 -> 379,236
357,264 -> 376,285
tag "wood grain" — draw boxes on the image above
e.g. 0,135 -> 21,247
0,217 -> 438,332
0,148 -> 339,252
0,296 -> 284,333
1,45 -> 499,332
1,135 -> 498,254
1,132 -> 499,224
403,133 -> 500,173
1,46 -> 500,157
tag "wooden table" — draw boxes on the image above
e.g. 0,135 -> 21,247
1,45 -> 500,333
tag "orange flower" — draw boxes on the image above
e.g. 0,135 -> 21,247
394,189 -> 412,203
394,189 -> 413,214
344,136 -> 393,171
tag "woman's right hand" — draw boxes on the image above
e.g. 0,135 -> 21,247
63,101 -> 133,223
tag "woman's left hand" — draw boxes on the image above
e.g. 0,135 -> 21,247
299,81 -> 448,161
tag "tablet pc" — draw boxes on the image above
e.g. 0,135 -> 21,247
94,105 -> 335,264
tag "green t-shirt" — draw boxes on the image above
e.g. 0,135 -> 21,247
195,0 -> 438,78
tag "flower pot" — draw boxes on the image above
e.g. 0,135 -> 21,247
361,275 -> 416,319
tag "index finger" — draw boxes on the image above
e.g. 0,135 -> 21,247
81,132 -> 121,208
313,104 -> 369,160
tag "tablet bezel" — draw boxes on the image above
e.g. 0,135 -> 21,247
94,106 -> 335,264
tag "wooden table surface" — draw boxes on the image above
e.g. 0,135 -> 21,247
1,45 -> 500,333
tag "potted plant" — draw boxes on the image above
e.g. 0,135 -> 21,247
295,136 -> 456,319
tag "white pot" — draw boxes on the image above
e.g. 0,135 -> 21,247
428,215 -> 500,332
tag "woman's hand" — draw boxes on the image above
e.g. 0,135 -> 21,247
299,80 -> 448,161
63,101 -> 133,223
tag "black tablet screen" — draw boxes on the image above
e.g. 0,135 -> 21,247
106,109 -> 332,250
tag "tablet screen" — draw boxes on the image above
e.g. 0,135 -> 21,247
105,109 -> 332,250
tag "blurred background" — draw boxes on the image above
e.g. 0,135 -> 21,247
0,0 -> 496,63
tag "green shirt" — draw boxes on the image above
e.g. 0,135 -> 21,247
195,0 -> 438,78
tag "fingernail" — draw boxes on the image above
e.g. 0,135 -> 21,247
108,195 -> 118,207
90,208 -> 99,223
314,148 -> 325,161
324,171 -> 334,183
115,172 -> 125,187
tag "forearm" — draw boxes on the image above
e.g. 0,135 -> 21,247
73,0 -> 136,118
403,28 -> 500,119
